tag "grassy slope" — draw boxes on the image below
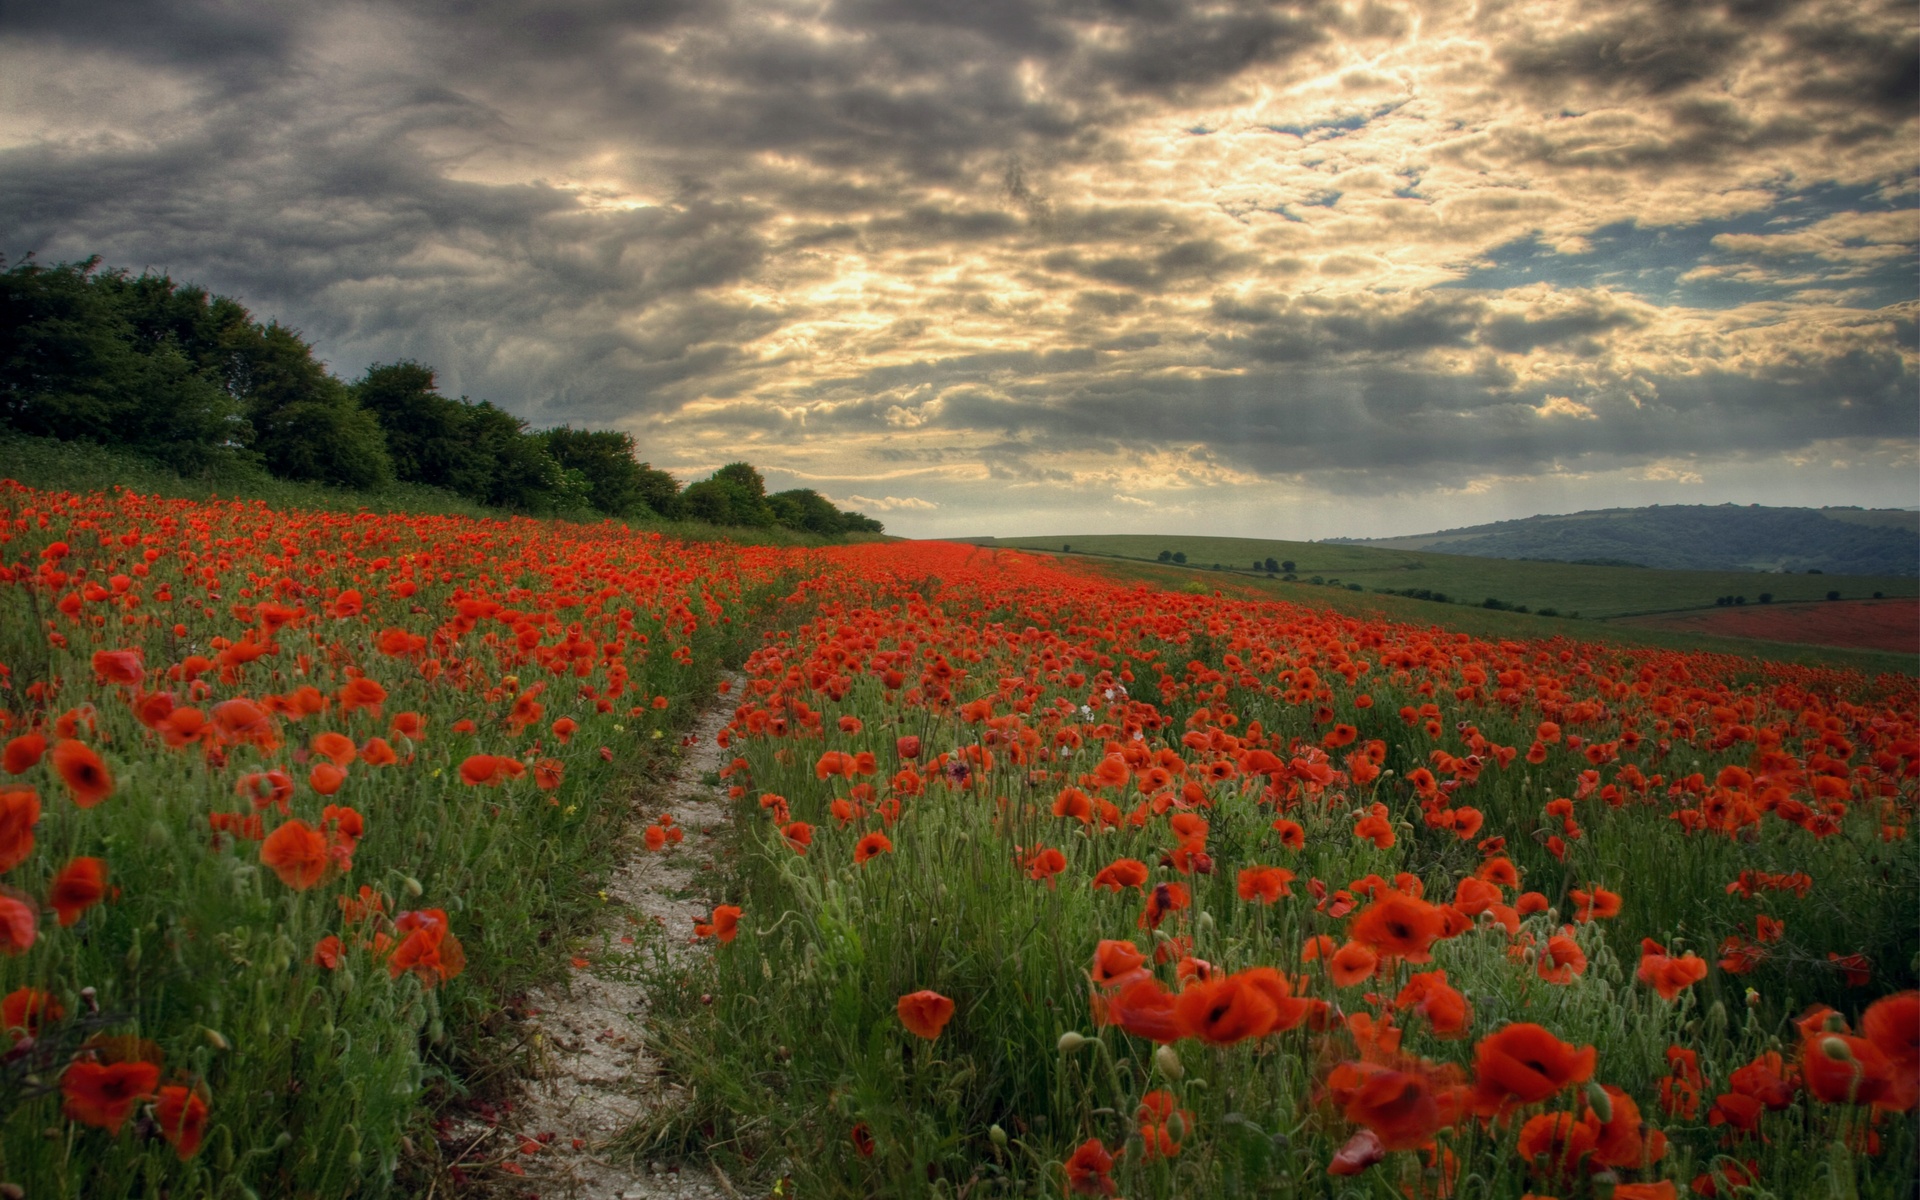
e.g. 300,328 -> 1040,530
968,532 -> 1919,620
986,547 -> 1919,678
0,432 -> 868,549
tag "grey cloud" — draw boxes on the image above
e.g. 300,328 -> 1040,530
2,0 -> 1910,519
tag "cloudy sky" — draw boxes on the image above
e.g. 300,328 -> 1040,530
4,0 -> 1915,538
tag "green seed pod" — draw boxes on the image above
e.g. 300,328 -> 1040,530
988,1124 -> 1008,1148
1821,1036 -> 1854,1062
1153,1044 -> 1184,1081
1585,1081 -> 1613,1123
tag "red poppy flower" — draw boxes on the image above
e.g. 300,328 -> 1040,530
260,819 -> 330,890
62,1059 -> 160,1133
312,934 -> 344,969
51,740 -> 113,807
0,893 -> 36,955
1271,817 -> 1305,849
1064,1138 -> 1118,1195
91,649 -> 144,685
897,989 -> 955,1040
1095,976 -> 1184,1043
1349,891 -> 1447,962
1091,858 -> 1149,892
1636,940 -> 1709,1002
1329,1060 -> 1453,1150
1236,865 -> 1294,904
48,856 -> 106,926
693,904 -> 742,943
1138,881 -> 1189,930
1,986 -> 61,1039
1472,1023 -> 1596,1111
154,1083 -> 211,1158
1569,884 -> 1621,923
309,762 -> 347,796
1329,941 -> 1379,988
0,788 -> 40,872
854,832 -> 893,863
1090,939 -> 1148,987
388,908 -> 466,985
1174,973 -> 1279,1045
2,734 -> 45,776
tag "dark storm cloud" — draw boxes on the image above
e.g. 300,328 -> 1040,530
1,0 -> 1912,513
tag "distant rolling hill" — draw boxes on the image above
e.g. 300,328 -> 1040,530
1324,504 -> 1918,576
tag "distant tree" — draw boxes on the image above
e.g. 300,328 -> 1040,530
1171,551 -> 1186,564
457,401 -> 575,511
684,461 -> 775,527
543,427 -> 656,517
1264,557 -> 1279,572
1158,550 -> 1172,562
1757,592 -> 1772,604
1826,590 -> 1841,601
356,361 -> 468,490
768,488 -> 844,535
1062,544 -> 1071,553
238,323 -> 391,489
0,258 -> 239,471
1280,560 -> 1295,573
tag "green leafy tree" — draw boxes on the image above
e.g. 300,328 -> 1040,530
238,323 -> 392,489
0,258 -> 239,470
768,487 -> 847,535
355,361 -> 471,490
543,427 -> 658,517
685,461 -> 776,527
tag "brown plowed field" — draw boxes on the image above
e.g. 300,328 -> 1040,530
1613,598 -> 1919,654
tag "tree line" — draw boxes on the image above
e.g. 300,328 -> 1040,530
0,257 -> 881,535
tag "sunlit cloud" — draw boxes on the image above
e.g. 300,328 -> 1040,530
3,0 -> 1912,537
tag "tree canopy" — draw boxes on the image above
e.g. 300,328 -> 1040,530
0,256 -> 881,535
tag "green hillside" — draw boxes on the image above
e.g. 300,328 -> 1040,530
963,532 -> 1918,621
1326,503 -> 1919,575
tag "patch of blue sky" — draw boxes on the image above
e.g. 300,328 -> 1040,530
1441,181 -> 1918,310
1263,101 -> 1405,142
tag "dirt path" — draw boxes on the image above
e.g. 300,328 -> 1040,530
464,686 -> 739,1199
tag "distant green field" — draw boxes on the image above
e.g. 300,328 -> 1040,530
1011,551 -> 1918,678
966,532 -> 1917,620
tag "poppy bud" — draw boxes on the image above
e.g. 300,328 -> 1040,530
1196,911 -> 1214,933
1154,1044 -> 1184,1080
1166,1111 -> 1188,1142
1821,1036 -> 1854,1062
1057,1031 -> 1089,1054
1822,1012 -> 1846,1033
1585,1081 -> 1613,1123
402,876 -> 423,898
203,1027 -> 230,1051
989,1124 -> 1008,1148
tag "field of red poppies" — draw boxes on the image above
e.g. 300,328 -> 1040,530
643,540 -> 1918,1199
0,482 -> 800,1196
0,487 -> 1914,1198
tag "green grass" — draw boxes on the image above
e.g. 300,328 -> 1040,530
1044,554 -> 1919,679
629,544 -> 1920,1199
968,533 -> 1917,620
0,432 -> 876,550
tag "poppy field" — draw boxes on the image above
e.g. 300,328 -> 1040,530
0,482 -> 793,1196
0,485 -> 1914,1198
640,540 -> 1919,1198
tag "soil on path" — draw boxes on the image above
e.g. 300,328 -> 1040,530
453,686 -> 739,1199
